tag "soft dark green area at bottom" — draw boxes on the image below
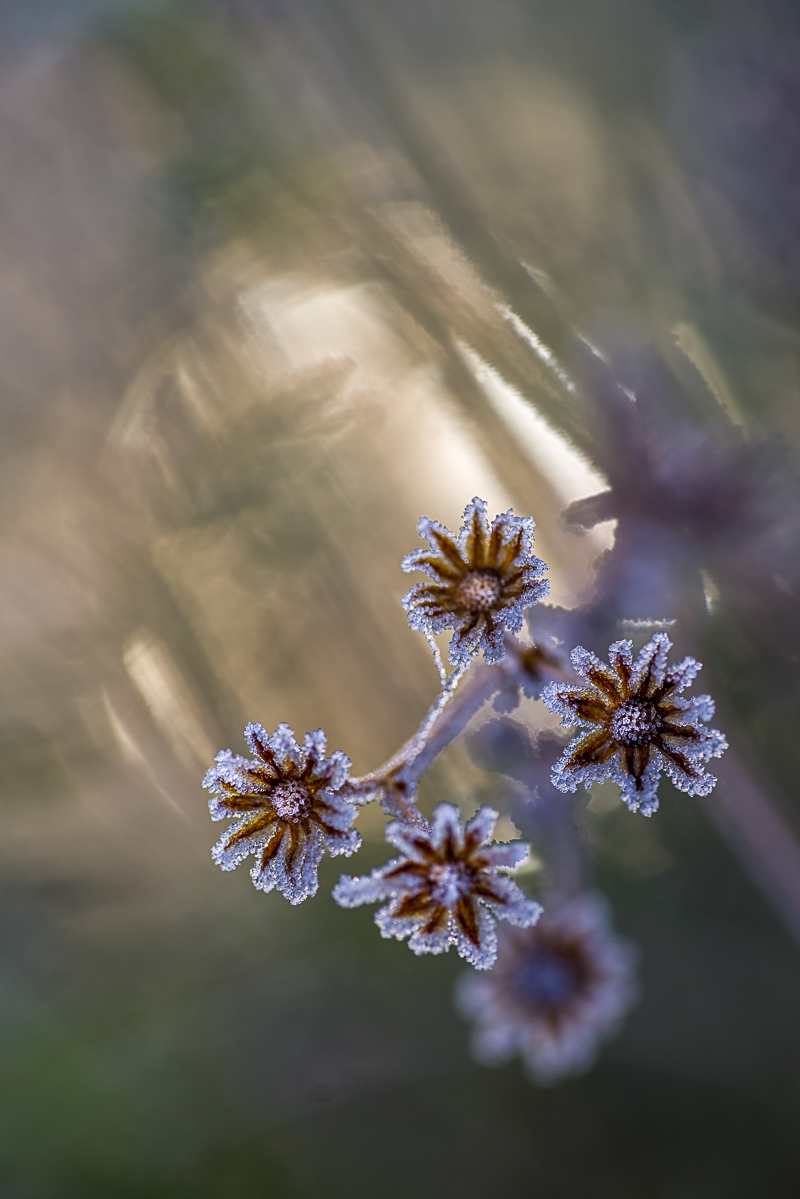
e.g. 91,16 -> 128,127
1,795 -> 798,1199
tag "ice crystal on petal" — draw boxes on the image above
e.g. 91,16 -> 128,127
333,802 -> 542,969
402,497 -> 549,666
542,633 -> 728,815
204,722 -> 360,904
457,894 -> 637,1085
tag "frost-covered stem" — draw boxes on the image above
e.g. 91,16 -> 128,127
424,629 -> 447,687
704,742 -> 800,950
347,660 -> 506,817
401,662 -> 505,783
347,638 -> 574,821
410,656 -> 481,757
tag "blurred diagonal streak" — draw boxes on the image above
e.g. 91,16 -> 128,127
102,690 -> 191,820
707,743 -> 800,950
123,632 -> 215,768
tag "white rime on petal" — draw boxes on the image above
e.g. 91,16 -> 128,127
482,874 -> 543,926
480,842 -> 530,870
431,802 -> 467,851
333,801 -> 540,969
384,823 -> 430,861
251,823 -> 327,905
464,805 -> 498,846
333,872 -> 394,908
453,907 -> 499,970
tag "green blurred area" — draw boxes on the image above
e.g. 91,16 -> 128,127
1,1 -> 800,1195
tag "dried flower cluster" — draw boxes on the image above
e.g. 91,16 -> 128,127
202,498 -> 728,1083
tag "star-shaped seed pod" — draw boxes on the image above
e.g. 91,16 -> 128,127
204,722 -> 360,904
457,894 -> 637,1085
333,803 -> 542,969
542,633 -> 728,816
402,497 -> 549,666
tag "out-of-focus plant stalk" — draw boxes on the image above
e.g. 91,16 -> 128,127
705,739 -> 800,950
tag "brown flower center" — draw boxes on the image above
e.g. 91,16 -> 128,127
454,569 -> 502,613
429,861 -> 472,907
271,781 -> 312,822
610,698 -> 661,746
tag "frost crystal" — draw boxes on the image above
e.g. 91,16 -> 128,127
402,497 -> 549,666
333,803 -> 542,969
204,722 -> 360,904
457,893 -> 637,1085
541,633 -> 728,815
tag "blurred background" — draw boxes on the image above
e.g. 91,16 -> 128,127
2,0 -> 800,1195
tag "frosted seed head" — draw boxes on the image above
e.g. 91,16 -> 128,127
545,635 -> 726,811
336,801 -> 533,967
609,698 -> 662,746
515,947 -> 580,1007
402,498 -> 549,667
429,862 -> 472,907
454,570 -> 503,612
205,722 -> 357,903
270,782 -> 312,821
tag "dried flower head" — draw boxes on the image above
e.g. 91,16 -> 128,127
402,497 -> 549,666
542,633 -> 727,815
333,803 -> 542,969
204,722 -> 360,904
457,893 -> 637,1085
